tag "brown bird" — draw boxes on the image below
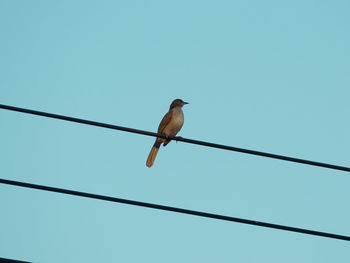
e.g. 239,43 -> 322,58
146,99 -> 188,167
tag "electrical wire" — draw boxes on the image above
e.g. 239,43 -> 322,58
0,257 -> 31,263
1,178 -> 349,241
1,103 -> 349,173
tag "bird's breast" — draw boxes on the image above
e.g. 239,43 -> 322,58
163,108 -> 184,136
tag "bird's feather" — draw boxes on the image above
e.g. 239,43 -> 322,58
158,110 -> 173,134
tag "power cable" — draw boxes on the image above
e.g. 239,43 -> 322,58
1,104 -> 349,172
0,257 -> 31,263
0,178 -> 349,241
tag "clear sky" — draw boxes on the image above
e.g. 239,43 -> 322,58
1,0 -> 350,262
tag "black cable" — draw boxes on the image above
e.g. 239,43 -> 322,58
1,103 -> 349,173
1,178 -> 349,241
0,258 -> 31,263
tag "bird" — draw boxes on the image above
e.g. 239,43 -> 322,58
146,99 -> 188,167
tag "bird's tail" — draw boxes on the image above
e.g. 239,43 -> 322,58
146,140 -> 162,167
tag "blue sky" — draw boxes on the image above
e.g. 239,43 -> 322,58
1,0 -> 350,262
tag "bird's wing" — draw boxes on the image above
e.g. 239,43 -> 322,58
157,110 -> 173,134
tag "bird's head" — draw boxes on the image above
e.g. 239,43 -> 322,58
169,99 -> 188,109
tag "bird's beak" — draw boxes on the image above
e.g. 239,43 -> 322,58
184,102 -> 189,105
